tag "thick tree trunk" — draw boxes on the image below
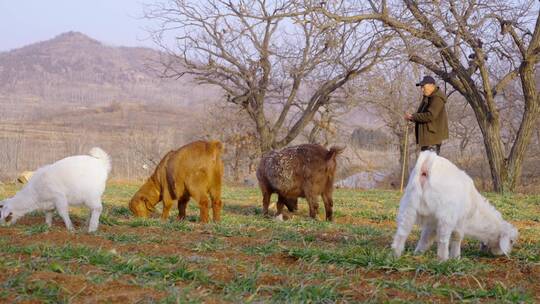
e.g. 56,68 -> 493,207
504,61 -> 540,191
463,96 -> 538,193
257,125 -> 275,154
478,121 -> 507,193
505,103 -> 540,190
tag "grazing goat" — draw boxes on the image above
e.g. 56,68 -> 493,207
129,140 -> 224,223
392,151 -> 518,261
0,148 -> 111,232
257,144 -> 344,221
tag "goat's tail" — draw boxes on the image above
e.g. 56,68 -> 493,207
397,151 -> 437,218
406,151 -> 437,191
326,146 -> 345,161
89,147 -> 111,174
208,140 -> 224,162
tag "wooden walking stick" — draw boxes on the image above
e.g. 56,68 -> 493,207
400,123 -> 410,193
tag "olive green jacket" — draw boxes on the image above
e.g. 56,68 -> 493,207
412,88 -> 449,146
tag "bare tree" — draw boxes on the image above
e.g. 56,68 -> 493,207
355,62 -> 420,178
302,85 -> 358,147
201,102 -> 260,182
144,0 -> 389,153
322,0 -> 540,192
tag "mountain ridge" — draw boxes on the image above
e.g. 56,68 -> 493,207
0,31 -> 219,111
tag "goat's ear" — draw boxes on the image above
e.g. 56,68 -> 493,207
499,235 -> 511,257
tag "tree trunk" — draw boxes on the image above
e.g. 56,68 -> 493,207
256,120 -> 275,154
505,101 -> 540,191
478,121 -> 507,193
504,62 -> 540,191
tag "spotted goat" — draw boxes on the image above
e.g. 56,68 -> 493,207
257,144 -> 344,221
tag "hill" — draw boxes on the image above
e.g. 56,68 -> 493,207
0,31 -> 219,113
0,32 -> 222,180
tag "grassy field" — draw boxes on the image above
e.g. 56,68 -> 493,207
0,182 -> 539,303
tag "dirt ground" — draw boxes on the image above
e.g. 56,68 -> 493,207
0,183 -> 539,303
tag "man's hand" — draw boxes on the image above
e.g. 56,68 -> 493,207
404,112 -> 413,121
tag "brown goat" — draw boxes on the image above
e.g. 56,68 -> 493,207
256,144 -> 344,221
129,140 -> 224,222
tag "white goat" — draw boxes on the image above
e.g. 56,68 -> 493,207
391,151 -> 518,261
0,147 -> 111,232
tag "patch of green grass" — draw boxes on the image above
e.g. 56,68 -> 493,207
1,271 -> 66,303
353,209 -> 396,222
270,229 -> 305,242
243,241 -> 281,257
108,205 -> 131,217
288,246 -> 488,275
162,220 -> 193,232
223,203 -> 261,216
513,240 -> 540,263
211,224 -> 238,237
7,243 -> 209,286
486,193 -> 540,222
222,268 -> 261,299
104,233 -> 142,243
373,279 -> 534,303
211,222 -> 255,237
41,244 -> 116,266
24,223 -> 49,235
98,213 -> 121,226
192,237 -> 225,252
270,283 -> 341,303
349,225 -> 386,237
126,217 -> 162,227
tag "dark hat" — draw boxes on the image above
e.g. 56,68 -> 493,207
416,76 -> 436,86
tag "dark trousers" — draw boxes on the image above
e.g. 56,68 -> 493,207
420,144 -> 441,155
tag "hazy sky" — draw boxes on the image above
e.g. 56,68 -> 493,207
0,0 -> 157,51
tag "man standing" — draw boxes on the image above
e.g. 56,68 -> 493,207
404,76 -> 448,154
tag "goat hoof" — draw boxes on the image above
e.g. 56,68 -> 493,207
392,248 -> 403,258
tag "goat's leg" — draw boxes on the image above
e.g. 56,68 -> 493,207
88,205 -> 102,233
275,196 -> 286,221
414,223 -> 437,254
45,211 -> 54,227
211,196 -> 222,222
54,195 -> 74,232
391,207 -> 417,257
209,185 -> 223,223
306,195 -> 319,220
177,193 -> 190,221
321,191 -> 334,222
260,184 -> 272,217
449,230 -> 464,258
191,191 -> 210,223
161,194 -> 174,221
436,222 -> 453,261
285,197 -> 298,212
